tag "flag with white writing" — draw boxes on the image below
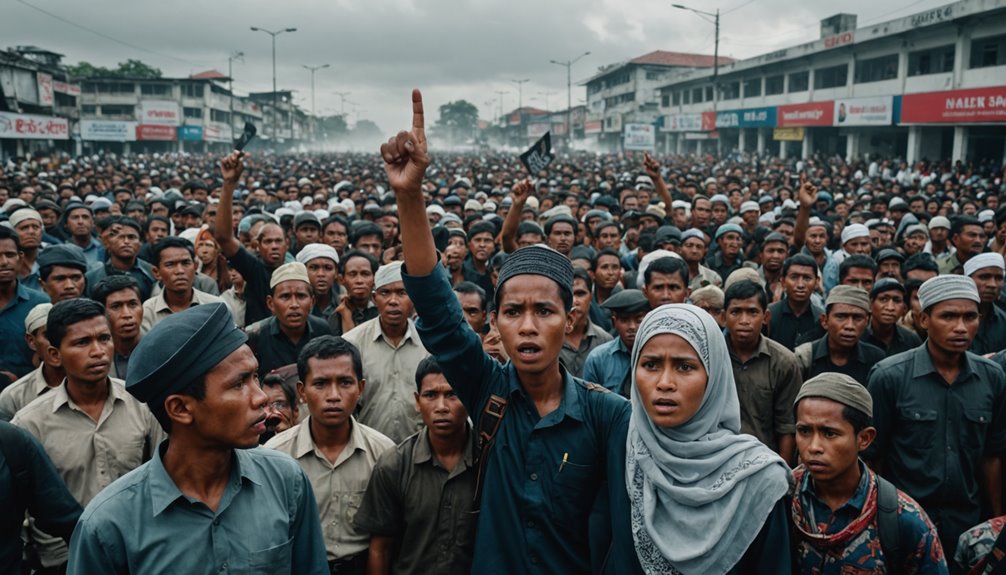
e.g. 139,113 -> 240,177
520,132 -> 553,174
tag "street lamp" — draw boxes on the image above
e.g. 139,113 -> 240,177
511,78 -> 530,111
538,90 -> 556,112
494,90 -> 508,126
227,51 -> 244,130
301,63 -> 330,135
332,91 -> 351,116
672,4 -> 720,113
550,51 -> 590,147
250,26 -> 297,143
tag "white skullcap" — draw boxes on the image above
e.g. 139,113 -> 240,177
374,261 -> 404,290
296,243 -> 339,266
979,210 -> 995,224
740,201 -> 759,214
964,253 -> 1005,277
178,227 -> 200,244
9,209 -> 42,228
918,274 -> 980,311
841,224 -> 870,245
637,249 -> 683,284
427,204 -> 445,217
270,262 -> 310,289
24,302 -> 52,334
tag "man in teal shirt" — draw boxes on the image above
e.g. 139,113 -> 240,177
67,301 -> 328,574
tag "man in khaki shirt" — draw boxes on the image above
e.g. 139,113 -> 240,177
0,302 -> 61,421
266,335 -> 394,573
141,237 -> 228,334
12,299 -> 164,569
343,261 -> 429,443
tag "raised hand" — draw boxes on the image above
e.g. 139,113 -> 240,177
380,89 -> 430,197
797,172 -> 818,209
511,178 -> 532,206
643,153 -> 661,181
220,150 -> 245,185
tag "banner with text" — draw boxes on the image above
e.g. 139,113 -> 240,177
623,123 -> 656,151
36,73 -> 54,107
663,113 -> 704,132
204,123 -> 233,143
81,120 -> 137,141
136,124 -> 177,141
715,106 -> 776,129
900,86 -> 1006,124
138,100 -> 181,126
834,96 -> 893,126
0,112 -> 69,140
778,101 -> 834,127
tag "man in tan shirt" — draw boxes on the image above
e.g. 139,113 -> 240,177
266,335 -> 394,574
141,237 -> 228,334
0,302 -> 61,421
12,298 -> 163,570
343,261 -> 429,443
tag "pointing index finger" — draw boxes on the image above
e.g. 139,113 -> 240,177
412,89 -> 425,142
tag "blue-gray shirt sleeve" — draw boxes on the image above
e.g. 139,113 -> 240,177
19,425 -> 83,540
402,262 -> 501,414
288,464 -> 329,575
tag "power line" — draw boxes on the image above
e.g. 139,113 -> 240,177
15,0 -> 202,65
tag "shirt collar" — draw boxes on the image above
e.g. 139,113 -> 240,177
412,424 -> 475,470
799,460 -> 871,514
49,378 -> 121,414
294,416 -> 365,464
373,318 -> 419,347
911,343 -> 978,381
150,443 -> 261,516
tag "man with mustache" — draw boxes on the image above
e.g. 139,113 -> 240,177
246,262 -> 332,379
266,336 -> 394,575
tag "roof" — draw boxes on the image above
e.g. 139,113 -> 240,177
629,50 -> 735,68
190,70 -> 229,80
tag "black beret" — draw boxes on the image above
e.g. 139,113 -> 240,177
38,244 -> 88,272
876,248 -> 904,263
601,289 -> 650,314
871,277 -> 906,299
126,303 -> 247,406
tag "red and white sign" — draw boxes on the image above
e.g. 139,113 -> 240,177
36,73 -> 54,107
664,113 -> 704,132
0,112 -> 69,140
777,101 -> 834,127
138,100 -> 181,126
136,124 -> 177,141
53,80 -> 81,96
701,111 -> 717,131
823,31 -> 855,49
901,86 -> 1006,124
584,120 -> 602,134
834,96 -> 893,126
203,122 -> 233,143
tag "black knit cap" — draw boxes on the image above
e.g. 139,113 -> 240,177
494,244 -> 573,311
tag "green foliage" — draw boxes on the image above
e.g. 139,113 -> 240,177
65,59 -> 162,79
436,100 -> 479,132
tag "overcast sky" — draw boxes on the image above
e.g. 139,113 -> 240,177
7,0 -> 953,136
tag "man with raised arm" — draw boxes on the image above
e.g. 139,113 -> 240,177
382,90 -> 633,575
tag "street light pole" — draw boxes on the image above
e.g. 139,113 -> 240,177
332,91 -> 351,116
550,51 -> 590,148
302,64 -> 329,118
228,51 -> 244,134
494,90 -> 508,126
672,4 -> 720,147
250,26 -> 297,144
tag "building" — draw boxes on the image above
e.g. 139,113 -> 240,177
657,0 -> 1006,163
0,46 -> 78,158
582,50 -> 733,152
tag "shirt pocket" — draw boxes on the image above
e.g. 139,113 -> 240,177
248,537 -> 293,574
549,457 -> 596,519
898,408 -> 938,455
962,408 -> 992,454
344,490 -> 365,525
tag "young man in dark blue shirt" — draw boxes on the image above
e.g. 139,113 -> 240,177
381,89 -> 633,575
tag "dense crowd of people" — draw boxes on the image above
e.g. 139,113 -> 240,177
2,88 -> 1006,574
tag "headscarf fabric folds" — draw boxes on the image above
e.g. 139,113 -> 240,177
626,303 -> 792,575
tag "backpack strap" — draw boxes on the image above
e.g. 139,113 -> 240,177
472,394 -> 508,509
875,474 -> 902,575
983,520 -> 1006,575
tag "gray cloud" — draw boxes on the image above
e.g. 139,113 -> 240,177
6,0 -> 950,137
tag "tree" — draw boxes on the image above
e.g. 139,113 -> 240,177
318,115 -> 348,137
65,59 -> 162,79
436,100 -> 479,144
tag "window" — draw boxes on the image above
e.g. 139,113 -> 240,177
970,34 -> 1006,68
81,105 -> 96,115
814,64 -> 848,89
54,92 -> 76,107
100,105 -> 134,116
96,83 -> 134,94
184,107 -> 203,120
141,83 -> 170,96
672,91 -> 681,106
646,70 -> 664,81
765,75 -> 784,95
705,86 -> 713,101
743,78 -> 762,97
720,81 -> 740,100
661,94 -> 670,107
909,45 -> 955,76
210,109 -> 230,123
181,84 -> 204,98
692,87 -> 704,103
682,90 -> 691,104
855,54 -> 899,83
788,71 -> 809,92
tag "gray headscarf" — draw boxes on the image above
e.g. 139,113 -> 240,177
626,304 -> 792,575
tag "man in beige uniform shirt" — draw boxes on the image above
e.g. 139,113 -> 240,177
266,335 -> 394,574
342,261 -> 429,443
12,298 -> 164,571
141,237 -> 228,334
0,302 -> 61,421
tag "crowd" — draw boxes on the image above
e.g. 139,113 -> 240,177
1,88 -> 1006,574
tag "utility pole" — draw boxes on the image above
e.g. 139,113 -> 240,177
550,51 -> 590,148
302,64 -> 329,141
494,90 -> 508,126
673,4 -> 720,150
250,26 -> 297,144
332,91 -> 351,117
228,51 -> 244,135
538,90 -> 556,111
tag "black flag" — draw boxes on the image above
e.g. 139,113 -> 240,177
520,132 -> 553,174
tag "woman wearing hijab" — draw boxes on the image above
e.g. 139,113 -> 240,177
626,303 -> 793,574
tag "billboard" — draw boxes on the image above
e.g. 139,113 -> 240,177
136,124 -> 177,141
177,125 -> 204,141
900,86 -> 1006,124
623,123 -> 656,151
138,100 -> 181,126
80,120 -> 137,141
834,96 -> 894,126
664,113 -> 704,132
203,122 -> 233,143
0,112 -> 69,140
777,101 -> 834,127
715,106 -> 776,129
37,73 -> 54,107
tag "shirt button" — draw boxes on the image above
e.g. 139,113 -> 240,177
526,520 -> 535,528
213,518 -> 220,526
529,473 -> 538,481
220,563 -> 228,571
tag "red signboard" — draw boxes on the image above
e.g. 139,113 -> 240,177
777,101 -> 834,127
701,111 -> 717,131
136,124 -> 177,141
901,86 -> 1006,124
